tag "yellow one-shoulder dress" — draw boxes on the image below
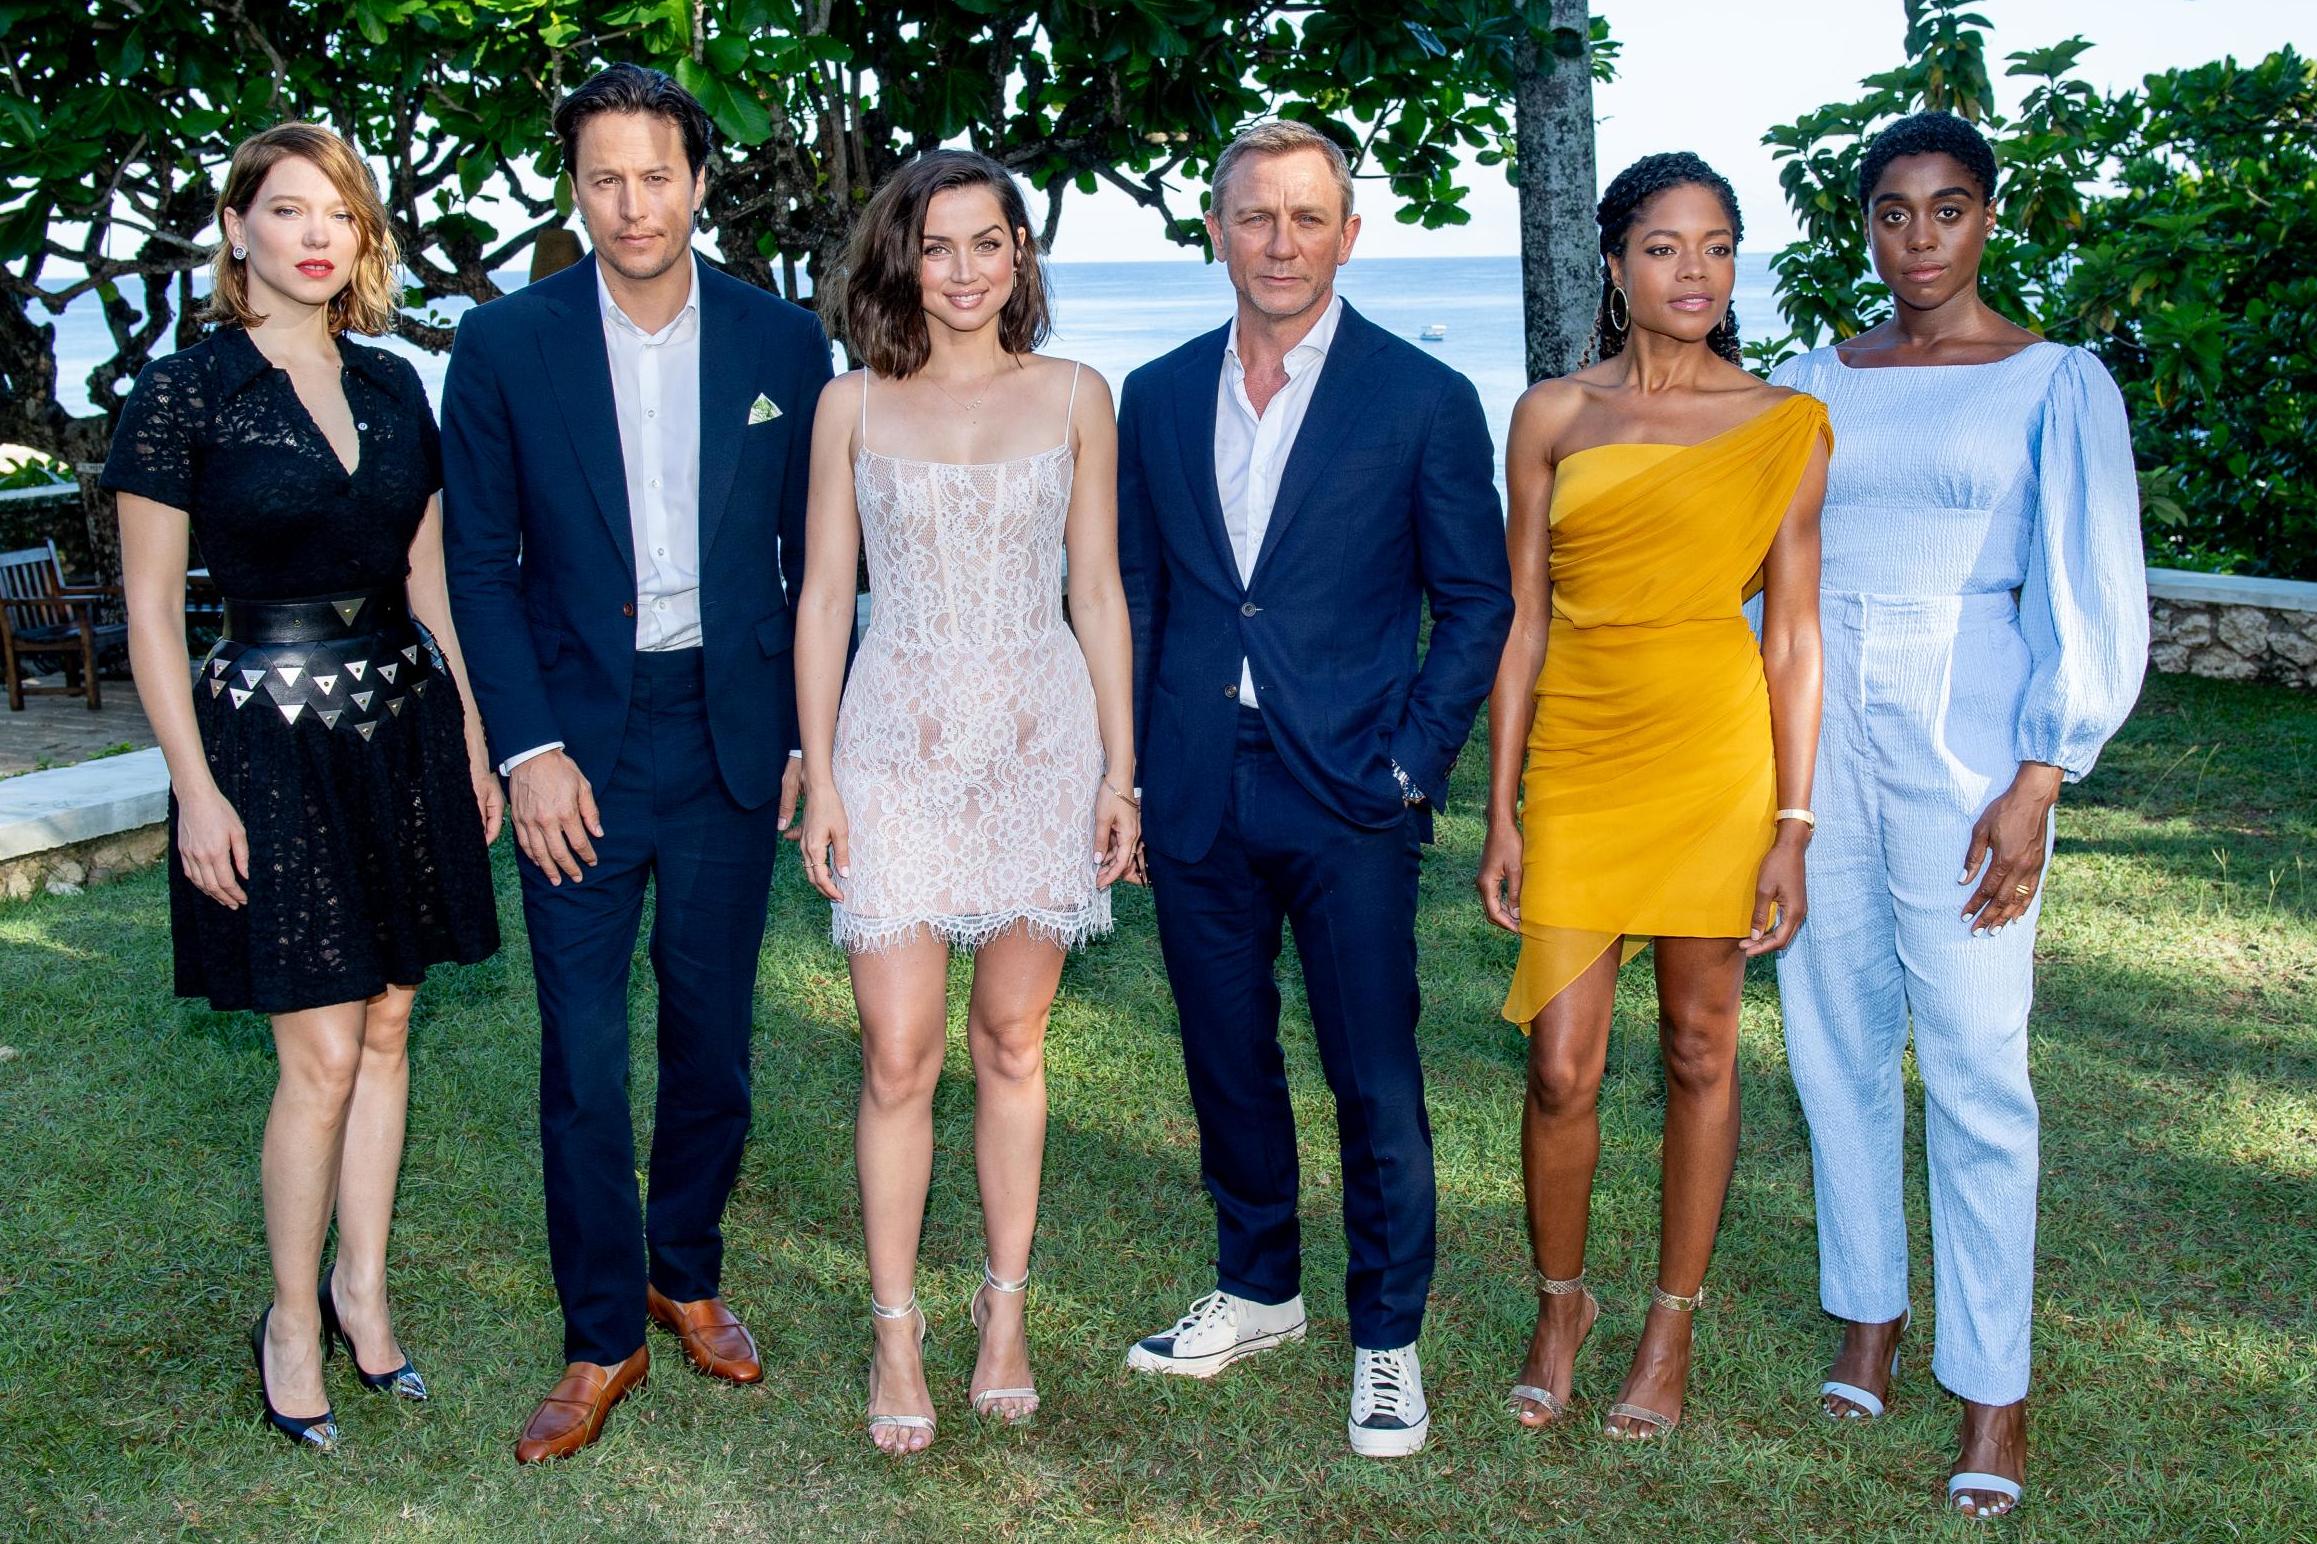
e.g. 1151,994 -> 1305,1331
1503,394 -> 1831,1025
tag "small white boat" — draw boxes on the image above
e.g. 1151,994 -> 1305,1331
1418,323 -> 1448,342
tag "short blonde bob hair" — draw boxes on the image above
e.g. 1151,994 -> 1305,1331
206,123 -> 400,337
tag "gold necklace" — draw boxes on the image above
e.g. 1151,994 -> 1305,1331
926,364 -> 1006,417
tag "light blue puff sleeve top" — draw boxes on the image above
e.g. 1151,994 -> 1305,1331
1770,341 -> 2149,780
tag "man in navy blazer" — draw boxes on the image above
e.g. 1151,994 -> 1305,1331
441,65 -> 831,1462
1116,122 -> 1513,1457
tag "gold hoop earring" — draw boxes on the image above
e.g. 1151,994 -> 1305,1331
1608,285 -> 1629,333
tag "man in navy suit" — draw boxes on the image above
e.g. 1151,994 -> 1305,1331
1116,121 -> 1513,1456
441,64 -> 831,1463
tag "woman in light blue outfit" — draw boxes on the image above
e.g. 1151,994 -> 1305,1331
1769,112 -> 2146,1521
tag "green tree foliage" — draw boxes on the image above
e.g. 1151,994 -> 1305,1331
0,0 -> 1571,478
1762,1 -> 2317,578
2057,50 -> 2317,578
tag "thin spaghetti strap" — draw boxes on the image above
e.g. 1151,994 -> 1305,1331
1058,361 -> 1081,451
858,370 -> 870,445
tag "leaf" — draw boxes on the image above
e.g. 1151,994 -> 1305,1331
673,58 -> 773,147
0,196 -> 46,261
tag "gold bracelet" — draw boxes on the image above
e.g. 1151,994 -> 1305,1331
1105,779 -> 1140,809
1776,808 -> 1816,828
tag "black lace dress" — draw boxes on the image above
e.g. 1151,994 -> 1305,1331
100,325 -> 499,1014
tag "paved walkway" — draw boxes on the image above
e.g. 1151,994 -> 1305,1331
0,673 -> 156,777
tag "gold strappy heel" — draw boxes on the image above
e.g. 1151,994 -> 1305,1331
1508,1270 -> 1600,1425
1604,1283 -> 1704,1441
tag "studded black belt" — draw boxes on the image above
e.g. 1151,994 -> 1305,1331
220,586 -> 408,644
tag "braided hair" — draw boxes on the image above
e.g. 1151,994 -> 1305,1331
1856,109 -> 1998,206
1590,152 -> 1745,367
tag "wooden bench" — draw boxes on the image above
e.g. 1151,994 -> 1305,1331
1,540 -> 127,710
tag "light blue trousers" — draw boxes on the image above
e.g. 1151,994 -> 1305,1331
1776,592 -> 2047,1407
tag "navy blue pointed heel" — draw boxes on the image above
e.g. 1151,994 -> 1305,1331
320,1263 -> 428,1401
250,1306 -> 338,1450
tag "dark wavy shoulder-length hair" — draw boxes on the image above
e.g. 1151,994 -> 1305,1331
838,150 -> 1050,378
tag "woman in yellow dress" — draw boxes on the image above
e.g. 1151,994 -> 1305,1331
1476,153 -> 1828,1440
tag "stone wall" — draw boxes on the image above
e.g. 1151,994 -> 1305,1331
2145,569 -> 2317,689
0,820 -> 165,902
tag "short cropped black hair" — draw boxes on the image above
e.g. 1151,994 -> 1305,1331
553,62 -> 713,177
1856,110 -> 1998,206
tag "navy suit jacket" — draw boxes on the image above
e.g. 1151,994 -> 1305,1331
441,254 -> 832,811
1117,301 -> 1513,864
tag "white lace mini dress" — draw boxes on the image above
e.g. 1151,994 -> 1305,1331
829,365 -> 1112,954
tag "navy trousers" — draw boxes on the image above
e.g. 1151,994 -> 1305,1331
1145,708 -> 1435,1350
518,649 -> 781,1365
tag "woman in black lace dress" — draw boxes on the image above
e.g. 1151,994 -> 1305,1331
102,124 -> 501,1450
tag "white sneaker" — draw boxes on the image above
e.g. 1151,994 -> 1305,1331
1348,1344 -> 1430,1457
1125,1290 -> 1307,1379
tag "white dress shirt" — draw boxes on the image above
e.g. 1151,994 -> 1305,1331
498,256 -> 707,777
1215,294 -> 1341,710
601,256 -> 704,653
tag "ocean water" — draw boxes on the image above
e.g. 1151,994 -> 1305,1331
46,253 -> 1783,466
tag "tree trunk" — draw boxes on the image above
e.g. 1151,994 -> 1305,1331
1513,3 -> 1600,384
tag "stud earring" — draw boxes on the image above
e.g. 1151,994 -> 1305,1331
231,245 -> 247,260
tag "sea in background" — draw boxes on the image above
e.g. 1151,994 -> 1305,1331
44,253 -> 1783,475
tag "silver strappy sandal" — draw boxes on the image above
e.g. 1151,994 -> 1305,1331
1508,1269 -> 1600,1425
866,1293 -> 935,1453
1603,1283 -> 1704,1441
968,1261 -> 1040,1424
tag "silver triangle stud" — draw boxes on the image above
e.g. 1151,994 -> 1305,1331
210,657 -> 228,677
387,697 -> 405,716
318,709 -> 342,729
378,662 -> 399,683
276,664 -> 303,687
333,597 -> 366,626
279,701 -> 305,724
401,645 -> 419,664
311,674 -> 337,695
351,691 -> 373,710
229,687 -> 253,709
412,678 -> 428,695
346,659 -> 368,680
240,668 -> 264,687
209,678 -> 225,697
356,722 -> 376,741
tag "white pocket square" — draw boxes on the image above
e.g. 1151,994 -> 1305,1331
747,393 -> 781,425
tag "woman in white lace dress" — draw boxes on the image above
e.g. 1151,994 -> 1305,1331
794,151 -> 1138,1455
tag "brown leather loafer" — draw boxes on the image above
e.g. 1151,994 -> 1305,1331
646,1283 -> 763,1384
513,1346 -> 649,1463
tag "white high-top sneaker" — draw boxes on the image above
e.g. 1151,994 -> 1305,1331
1348,1344 -> 1430,1457
1124,1289 -> 1307,1379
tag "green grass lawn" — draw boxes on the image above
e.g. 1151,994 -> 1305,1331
2,670 -> 2311,1542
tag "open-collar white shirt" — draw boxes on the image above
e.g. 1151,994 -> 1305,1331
1214,292 -> 1342,710
495,256 -> 705,777
599,254 -> 704,654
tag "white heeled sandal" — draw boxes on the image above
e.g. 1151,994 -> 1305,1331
1508,1269 -> 1600,1425
1948,1470 -> 2024,1518
866,1293 -> 935,1453
1821,1308 -> 1910,1419
968,1261 -> 1040,1423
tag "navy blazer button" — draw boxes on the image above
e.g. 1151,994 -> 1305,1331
621,602 -> 636,617
1240,601 -> 1261,617
1223,683 -> 1238,699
